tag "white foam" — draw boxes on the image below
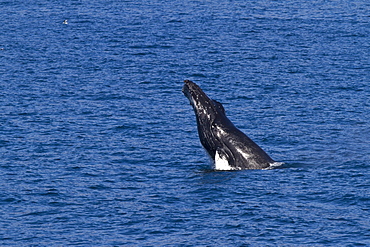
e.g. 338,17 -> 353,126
264,162 -> 284,170
214,150 -> 234,171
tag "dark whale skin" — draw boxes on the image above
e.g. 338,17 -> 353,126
182,80 -> 275,170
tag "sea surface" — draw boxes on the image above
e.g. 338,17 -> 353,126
1,0 -> 369,246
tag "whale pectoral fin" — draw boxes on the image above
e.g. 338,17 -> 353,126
214,148 -> 234,170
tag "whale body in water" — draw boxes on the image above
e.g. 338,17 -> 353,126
182,80 -> 276,170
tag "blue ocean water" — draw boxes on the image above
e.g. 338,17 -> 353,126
1,0 -> 369,246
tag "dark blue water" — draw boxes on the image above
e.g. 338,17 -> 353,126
1,0 -> 369,246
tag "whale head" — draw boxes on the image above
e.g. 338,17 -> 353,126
182,80 -> 225,121
182,80 -> 227,162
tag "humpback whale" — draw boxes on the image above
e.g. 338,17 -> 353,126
182,80 -> 275,170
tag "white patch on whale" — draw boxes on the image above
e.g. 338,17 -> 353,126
214,150 -> 234,171
235,147 -> 251,160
